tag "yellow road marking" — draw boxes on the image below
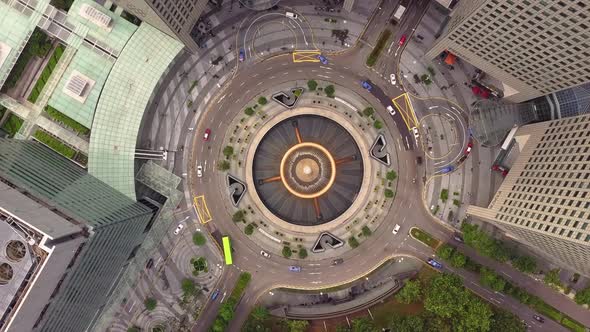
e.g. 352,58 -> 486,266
292,50 -> 321,63
193,195 -> 212,224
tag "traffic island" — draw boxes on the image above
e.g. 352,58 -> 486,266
409,227 -> 441,249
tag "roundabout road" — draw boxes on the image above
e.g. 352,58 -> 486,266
189,54 -> 459,331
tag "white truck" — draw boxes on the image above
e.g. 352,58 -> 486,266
393,5 -> 406,21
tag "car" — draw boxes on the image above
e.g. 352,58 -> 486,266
440,165 -> 454,174
203,128 -> 211,141
286,11 -> 298,19
211,289 -> 220,300
453,233 -> 464,242
387,105 -> 396,115
318,55 -> 328,65
427,258 -> 443,269
145,258 -> 154,269
411,127 -> 420,140
289,265 -> 302,272
464,142 -> 473,154
260,250 -> 271,258
332,258 -> 344,265
173,224 -> 184,235
532,315 -> 545,323
392,224 -> 401,235
361,80 -> 372,91
416,156 -> 423,165
399,34 -> 407,46
502,169 -> 509,177
197,165 -> 203,178
390,73 -> 397,85
239,48 -> 245,62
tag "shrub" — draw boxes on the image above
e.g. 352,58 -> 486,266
307,80 -> 318,91
440,189 -> 449,202
244,107 -> 255,116
574,286 -> 590,305
544,268 -> 562,289
293,88 -> 303,97
258,96 -> 268,105
282,246 -> 292,258
384,189 -> 394,198
437,244 -> 454,260
396,279 -> 422,304
348,236 -> 359,248
362,225 -> 372,237
217,160 -> 230,171
373,120 -> 383,129
450,251 -> 467,268
480,267 -> 506,292
362,107 -> 374,117
245,223 -> 255,235
192,232 -> 206,246
44,105 -> 90,135
144,297 -> 157,311
453,199 -> 461,207
366,30 -> 391,67
324,85 -> 335,97
512,255 -> 536,273
33,130 -> 77,159
298,248 -> 308,259
386,170 -> 397,181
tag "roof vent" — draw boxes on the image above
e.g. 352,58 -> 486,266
63,70 -> 95,103
80,4 -> 112,30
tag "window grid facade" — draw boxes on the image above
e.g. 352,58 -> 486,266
427,0 -> 590,102
468,114 -> 590,276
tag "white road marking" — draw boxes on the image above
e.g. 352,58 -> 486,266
240,81 -> 245,86
217,95 -> 226,104
253,73 -> 259,77
308,272 -> 321,275
266,67 -> 273,71
269,76 -> 276,79
318,75 -> 330,79
257,82 -> 262,86
320,66 -> 331,70
217,122 -> 223,129
297,70 -> 303,73
282,72 -> 289,75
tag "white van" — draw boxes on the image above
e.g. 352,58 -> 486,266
286,11 -> 298,19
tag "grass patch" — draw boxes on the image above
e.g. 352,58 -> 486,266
33,130 -> 77,159
1,114 -> 24,137
410,228 -> 440,249
45,105 -> 90,135
27,45 -> 65,103
366,30 -> 391,67
561,317 -> 587,332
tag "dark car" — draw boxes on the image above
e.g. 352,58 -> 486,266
533,315 -> 544,323
361,80 -> 373,91
440,166 -> 454,174
453,233 -> 464,243
211,289 -> 220,301
239,49 -> 245,62
427,258 -> 443,269
332,258 -> 344,265
145,258 -> 154,269
416,156 -> 423,165
318,55 -> 328,65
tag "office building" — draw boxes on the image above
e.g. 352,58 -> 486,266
110,0 -> 208,52
467,114 -> 590,276
426,0 -> 590,103
0,139 -> 155,332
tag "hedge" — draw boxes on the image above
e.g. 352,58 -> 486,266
1,114 -> 24,137
33,130 -> 77,159
45,105 -> 90,135
366,30 -> 391,67
28,45 -> 66,103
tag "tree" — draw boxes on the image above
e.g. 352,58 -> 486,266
513,255 -> 536,273
458,296 -> 493,332
348,236 -> 359,248
351,317 -> 375,332
362,107 -> 374,117
544,268 -> 562,288
362,225 -> 372,237
480,267 -> 506,292
181,278 -> 197,297
396,279 -> 422,304
217,160 -> 230,171
384,189 -> 394,198
244,107 -> 255,116
436,244 -> 454,260
282,246 -> 292,258
192,231 -> 206,246
440,189 -> 449,201
490,309 -> 525,332
223,145 -> 234,158
211,319 -> 226,332
245,223 -> 255,235
574,286 -> 590,305
324,85 -> 335,97
219,302 -> 234,322
251,306 -> 269,322
461,223 -> 509,262
144,297 -> 157,311
386,170 -> 397,181
298,248 -> 308,259
390,314 -> 425,332
373,120 -> 383,129
286,319 -> 309,332
232,210 -> 245,222
450,251 -> 467,268
258,96 -> 268,105
307,80 -> 318,91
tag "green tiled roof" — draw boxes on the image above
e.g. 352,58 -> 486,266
88,24 -> 182,198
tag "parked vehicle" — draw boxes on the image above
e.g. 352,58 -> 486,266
411,127 -> 420,140
174,224 -> 184,235
145,258 -> 154,269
